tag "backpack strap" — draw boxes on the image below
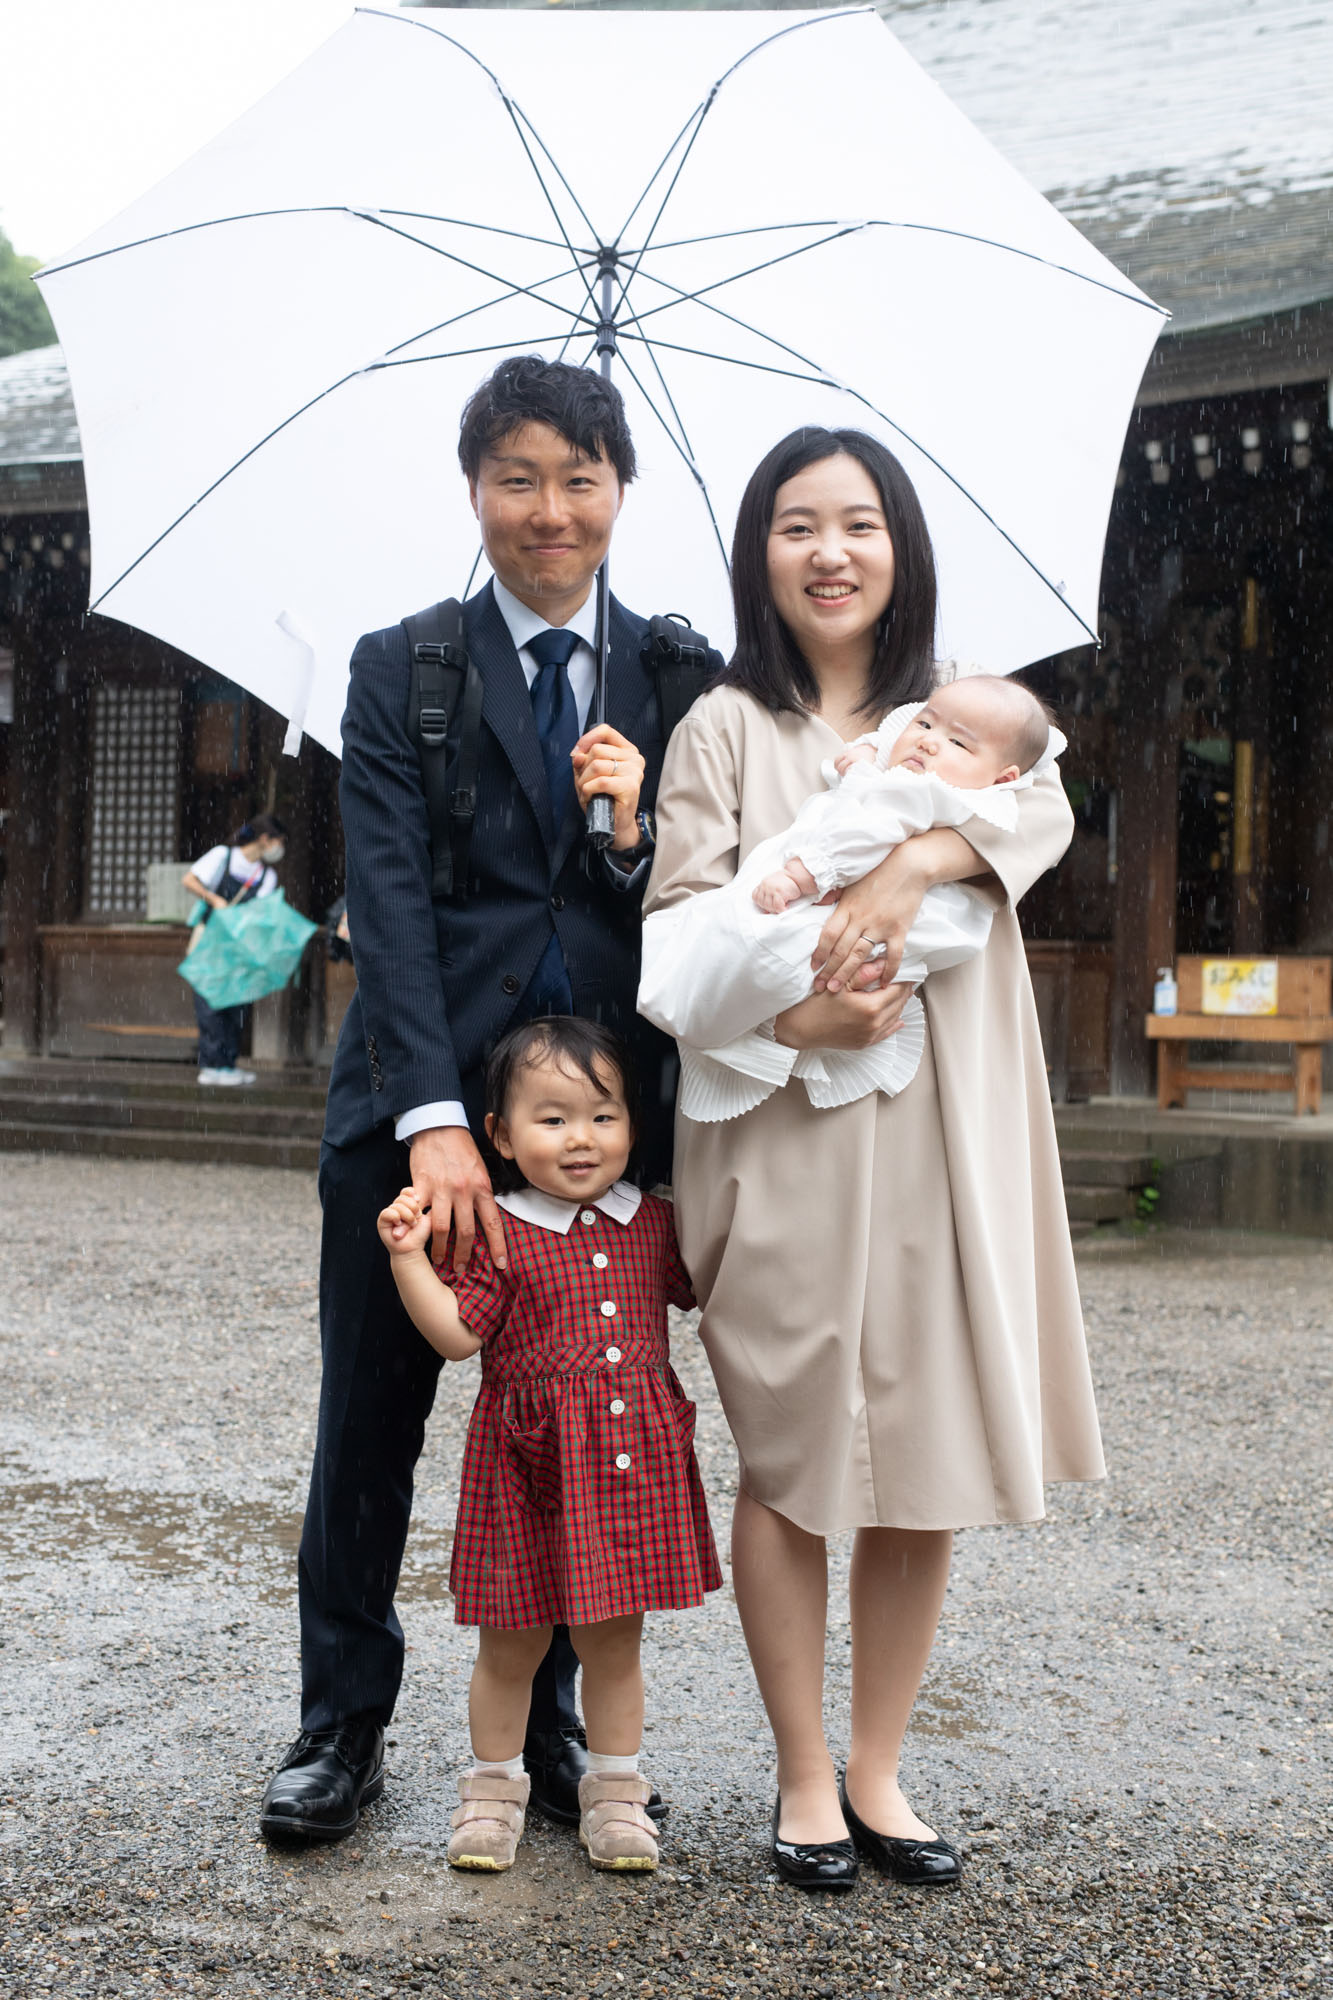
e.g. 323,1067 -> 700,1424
403,599 -> 483,903
641,613 -> 713,742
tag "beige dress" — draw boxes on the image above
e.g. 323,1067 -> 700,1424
645,684 -> 1105,1535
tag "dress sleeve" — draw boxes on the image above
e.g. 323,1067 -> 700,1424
950,762 -> 1074,910
639,701 -> 799,1084
644,700 -> 743,912
434,1233 -> 509,1342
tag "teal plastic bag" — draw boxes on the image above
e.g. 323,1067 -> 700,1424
178,891 -> 318,1010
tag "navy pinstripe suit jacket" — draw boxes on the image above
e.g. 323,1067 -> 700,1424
324,580 -> 714,1179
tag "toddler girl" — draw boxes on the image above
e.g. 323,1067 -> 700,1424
377,1016 -> 719,1876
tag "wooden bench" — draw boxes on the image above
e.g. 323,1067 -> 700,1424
1146,956 -> 1333,1115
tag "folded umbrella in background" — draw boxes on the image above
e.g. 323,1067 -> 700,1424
178,892 -> 319,1012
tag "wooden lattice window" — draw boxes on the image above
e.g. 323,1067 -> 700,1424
86,684 -> 181,917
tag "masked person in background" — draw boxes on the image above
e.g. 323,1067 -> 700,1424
181,813 -> 288,1087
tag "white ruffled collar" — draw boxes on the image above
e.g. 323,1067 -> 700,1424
495,1179 -> 642,1234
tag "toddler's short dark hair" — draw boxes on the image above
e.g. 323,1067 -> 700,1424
484,1016 -> 640,1191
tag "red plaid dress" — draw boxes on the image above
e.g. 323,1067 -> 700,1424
442,1185 -> 722,1630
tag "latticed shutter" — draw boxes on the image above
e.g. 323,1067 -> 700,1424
85,684 -> 181,918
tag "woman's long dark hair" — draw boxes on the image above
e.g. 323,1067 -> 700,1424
724,427 -> 938,720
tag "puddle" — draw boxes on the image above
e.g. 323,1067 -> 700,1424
0,1476 -> 453,1608
911,1669 -> 984,1739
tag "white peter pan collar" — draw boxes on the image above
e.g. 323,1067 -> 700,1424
495,1180 -> 642,1233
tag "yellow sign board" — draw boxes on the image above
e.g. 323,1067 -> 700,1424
1201,958 -> 1279,1016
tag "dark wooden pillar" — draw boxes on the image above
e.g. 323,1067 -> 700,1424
2,621 -> 60,1052
1110,646 -> 1178,1094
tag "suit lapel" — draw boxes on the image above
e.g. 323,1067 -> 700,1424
466,583 -> 551,841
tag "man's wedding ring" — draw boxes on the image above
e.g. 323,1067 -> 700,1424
611,758 -> 620,774
860,934 -> 888,959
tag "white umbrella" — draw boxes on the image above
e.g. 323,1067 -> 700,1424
37,5 -> 1166,758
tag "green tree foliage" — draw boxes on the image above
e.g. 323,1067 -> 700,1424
0,227 -> 57,358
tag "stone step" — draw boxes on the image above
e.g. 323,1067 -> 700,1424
0,1119 -> 319,1171
1059,1150 -> 1156,1190
1064,1182 -> 1140,1224
0,1086 -> 325,1138
0,1059 -> 328,1110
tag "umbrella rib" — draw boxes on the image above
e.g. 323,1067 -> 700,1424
35,204 -> 576,280
610,6 -> 872,302
380,255 -> 599,363
615,345 -> 729,575
88,335 -> 576,611
618,331 -> 1097,643
349,212 -> 598,337
611,5 -> 871,251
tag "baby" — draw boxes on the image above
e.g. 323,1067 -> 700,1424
754,675 -> 1051,913
638,674 -> 1061,1121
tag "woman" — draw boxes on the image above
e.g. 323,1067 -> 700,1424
181,813 -> 288,1087
643,429 -> 1103,1891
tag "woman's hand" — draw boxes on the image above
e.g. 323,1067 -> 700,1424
813,829 -> 985,993
774,979 -> 914,1052
571,724 -> 646,850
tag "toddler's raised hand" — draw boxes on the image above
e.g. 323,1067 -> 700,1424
377,1187 -> 432,1257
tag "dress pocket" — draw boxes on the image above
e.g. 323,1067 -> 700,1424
670,1396 -> 699,1460
501,1414 -> 563,1515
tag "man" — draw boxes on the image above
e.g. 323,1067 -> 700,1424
261,356 -> 719,1842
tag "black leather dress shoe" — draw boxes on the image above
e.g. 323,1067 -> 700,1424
523,1728 -> 668,1826
523,1726 -> 589,1825
260,1720 -> 385,1843
771,1797 -> 859,1892
838,1780 -> 962,1886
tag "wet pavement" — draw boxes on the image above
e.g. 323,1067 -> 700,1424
1,1151 -> 1330,1998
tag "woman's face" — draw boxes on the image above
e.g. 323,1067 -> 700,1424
766,454 -> 896,663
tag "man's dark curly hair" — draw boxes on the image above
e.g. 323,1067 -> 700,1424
457,355 -> 637,485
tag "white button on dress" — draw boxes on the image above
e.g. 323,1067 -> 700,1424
599,1300 -> 617,1318
592,1252 -> 609,1269
605,1346 -> 622,1364
610,1398 -> 625,1416
580,1210 -> 597,1225
614,1453 -> 631,1471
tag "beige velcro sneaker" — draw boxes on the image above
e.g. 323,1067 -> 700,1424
447,1770 -> 531,1872
577,1772 -> 660,1872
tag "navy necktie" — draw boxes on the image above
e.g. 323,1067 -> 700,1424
527,626 -> 580,836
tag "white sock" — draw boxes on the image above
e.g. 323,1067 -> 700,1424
586,1748 -> 641,1776
470,1753 -> 525,1780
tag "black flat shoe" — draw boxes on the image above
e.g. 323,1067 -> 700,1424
771,1797 -> 859,1892
524,1728 -> 667,1825
838,1780 -> 962,1886
260,1720 -> 385,1843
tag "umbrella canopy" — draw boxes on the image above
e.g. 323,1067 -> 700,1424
178,891 -> 318,1011
39,6 -> 1166,756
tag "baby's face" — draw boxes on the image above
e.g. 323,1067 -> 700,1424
888,688 -> 1020,789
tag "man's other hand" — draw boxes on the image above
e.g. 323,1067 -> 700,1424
408,1126 -> 507,1274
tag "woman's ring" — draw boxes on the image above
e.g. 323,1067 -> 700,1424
860,935 -> 888,959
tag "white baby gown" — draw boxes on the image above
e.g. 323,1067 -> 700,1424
639,702 -> 1066,1121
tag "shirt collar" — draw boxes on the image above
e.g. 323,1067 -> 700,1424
492,575 -> 598,659
495,1179 -> 642,1234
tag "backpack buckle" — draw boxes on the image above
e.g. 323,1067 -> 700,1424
418,703 -> 449,747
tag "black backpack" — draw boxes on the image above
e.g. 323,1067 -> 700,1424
402,600 -> 713,903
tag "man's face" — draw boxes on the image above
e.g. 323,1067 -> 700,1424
469,420 -> 624,617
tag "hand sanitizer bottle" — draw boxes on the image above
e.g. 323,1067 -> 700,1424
1153,966 -> 1178,1016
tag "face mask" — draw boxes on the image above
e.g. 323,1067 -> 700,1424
263,842 -> 285,864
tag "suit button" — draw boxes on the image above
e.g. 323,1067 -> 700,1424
502,974 -> 520,995
550,894 -> 565,912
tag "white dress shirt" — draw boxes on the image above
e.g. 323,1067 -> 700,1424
396,581 -> 609,1145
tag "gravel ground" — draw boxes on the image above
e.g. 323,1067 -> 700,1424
1,1150 -> 1330,1999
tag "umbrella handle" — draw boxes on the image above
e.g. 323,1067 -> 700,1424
586,792 -> 615,849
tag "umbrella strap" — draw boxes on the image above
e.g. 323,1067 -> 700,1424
403,597 -> 482,905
